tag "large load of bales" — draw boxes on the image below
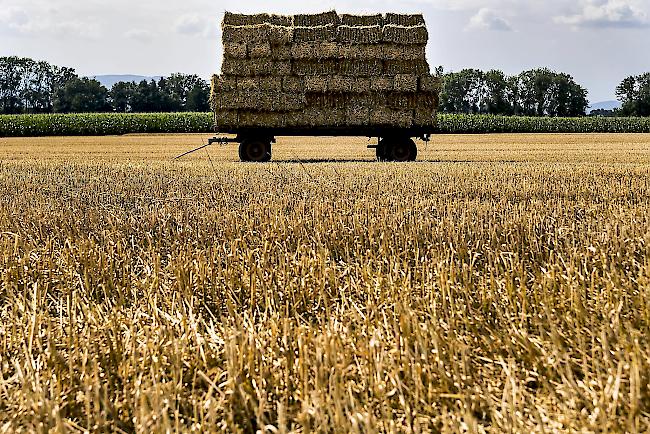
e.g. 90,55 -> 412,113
211,11 -> 440,131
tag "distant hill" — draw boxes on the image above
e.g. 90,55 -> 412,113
588,100 -> 621,113
91,75 -> 163,88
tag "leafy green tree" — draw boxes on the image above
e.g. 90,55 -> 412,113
110,81 -> 136,112
54,78 -> 110,113
186,81 -> 210,112
616,73 -> 650,116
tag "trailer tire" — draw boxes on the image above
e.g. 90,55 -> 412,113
239,139 -> 272,162
383,137 -> 417,162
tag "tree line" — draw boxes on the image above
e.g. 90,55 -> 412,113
0,56 -> 210,114
2,56 -> 649,116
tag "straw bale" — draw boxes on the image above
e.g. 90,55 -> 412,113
223,42 -> 248,59
291,42 -> 340,59
340,60 -> 383,77
282,76 -> 305,92
221,59 -> 292,76
306,93 -> 349,108
419,75 -> 440,92
294,11 -> 340,27
387,93 -> 419,109
223,12 -> 293,27
248,42 -> 272,58
236,77 -> 259,90
258,76 -> 283,91
267,25 -> 294,45
304,76 -> 330,92
293,25 -> 337,42
340,14 -> 383,27
292,60 -> 339,76
300,107 -> 345,127
370,108 -> 413,128
211,75 -> 237,92
214,110 -> 239,129
217,91 -> 306,111
384,60 -> 430,75
413,107 -> 437,127
393,74 -> 419,92
382,25 -> 429,45
327,76 -> 372,93
338,44 -> 383,60
384,13 -> 425,27
381,44 -> 426,61
370,77 -> 394,92
270,45 -> 292,60
238,111 -> 286,128
336,25 -> 382,44
345,104 -> 370,126
417,91 -> 439,108
222,24 -> 269,44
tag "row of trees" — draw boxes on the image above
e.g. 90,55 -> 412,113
438,67 -> 589,117
2,56 -> 649,116
0,57 -> 210,114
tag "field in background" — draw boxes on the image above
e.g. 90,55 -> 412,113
1,134 -> 649,432
2,113 -> 650,137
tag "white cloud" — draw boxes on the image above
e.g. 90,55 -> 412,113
124,29 -> 154,42
467,8 -> 513,31
173,13 -> 216,38
555,0 -> 648,28
0,4 -> 101,38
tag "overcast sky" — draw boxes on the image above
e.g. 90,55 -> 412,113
1,0 -> 649,102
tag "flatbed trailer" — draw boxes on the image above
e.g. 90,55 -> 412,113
210,127 -> 434,162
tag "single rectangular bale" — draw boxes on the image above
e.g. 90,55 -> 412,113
270,44 -> 292,60
282,76 -> 305,92
338,44 -> 383,60
223,12 -> 293,27
370,77 -> 394,91
345,104 -> 370,126
294,11 -> 340,27
370,107 -> 413,128
258,76 -> 283,91
301,107 -> 345,127
212,75 -> 237,92
393,74 -> 419,92
384,13 -> 425,26
291,42 -> 340,59
267,24 -> 294,45
384,60 -> 430,75
413,107 -> 437,127
221,24 -> 269,44
336,25 -> 383,44
387,92 -> 419,109
417,91 -> 439,108
418,75 -> 442,93
292,60 -> 339,76
238,110 -> 286,128
340,14 -> 384,27
382,25 -> 429,44
236,77 -> 259,90
304,76 -> 330,92
218,91 -> 306,111
214,110 -> 239,129
223,12 -> 270,26
222,59 -> 292,76
339,59 -> 383,77
381,44 -> 427,60
223,42 -> 248,59
248,42 -> 272,58
306,92 -> 349,108
293,25 -> 337,42
328,76 -> 357,93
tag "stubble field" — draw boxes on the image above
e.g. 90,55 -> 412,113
1,133 -> 649,432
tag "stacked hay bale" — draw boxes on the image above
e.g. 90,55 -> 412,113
212,11 -> 440,131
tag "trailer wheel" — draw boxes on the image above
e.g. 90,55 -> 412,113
239,139 -> 271,162
382,137 -> 417,162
